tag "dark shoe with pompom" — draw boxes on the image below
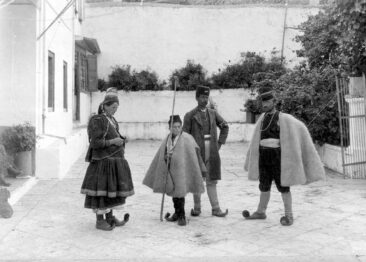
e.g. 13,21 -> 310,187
243,211 -> 266,220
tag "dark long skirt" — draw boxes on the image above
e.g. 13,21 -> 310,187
81,155 -> 134,210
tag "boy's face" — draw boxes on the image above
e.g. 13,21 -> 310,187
170,122 -> 182,136
196,95 -> 209,109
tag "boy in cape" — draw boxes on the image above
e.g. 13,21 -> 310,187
143,115 -> 206,226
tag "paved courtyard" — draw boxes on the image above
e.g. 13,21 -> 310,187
1,140 -> 366,261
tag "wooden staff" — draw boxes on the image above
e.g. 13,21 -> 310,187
160,76 -> 179,221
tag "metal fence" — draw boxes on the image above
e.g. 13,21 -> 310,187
336,76 -> 366,179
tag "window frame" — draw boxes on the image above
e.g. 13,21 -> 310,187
48,51 -> 55,112
63,61 -> 68,112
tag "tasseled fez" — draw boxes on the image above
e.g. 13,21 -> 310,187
168,115 -> 182,126
103,87 -> 119,104
258,85 -> 274,101
196,85 -> 210,98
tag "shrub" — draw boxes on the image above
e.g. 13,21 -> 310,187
274,64 -> 341,146
134,70 -> 164,91
168,60 -> 210,91
211,51 -> 286,89
107,65 -> 164,91
295,1 -> 366,76
1,123 -> 36,154
244,98 -> 262,114
108,65 -> 135,91
98,78 -> 108,92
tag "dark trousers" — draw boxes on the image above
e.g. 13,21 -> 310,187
172,197 -> 185,218
259,147 -> 290,193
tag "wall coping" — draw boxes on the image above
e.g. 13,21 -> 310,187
86,2 -> 322,9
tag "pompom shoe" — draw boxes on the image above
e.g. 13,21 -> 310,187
243,211 -> 266,220
96,215 -> 115,231
190,208 -> 201,217
212,208 -> 228,217
106,211 -> 130,227
165,212 -> 178,222
280,215 -> 293,226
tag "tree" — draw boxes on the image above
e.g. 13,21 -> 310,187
107,65 -> 164,91
211,51 -> 286,89
169,61 -> 209,91
274,64 -> 340,145
296,0 -> 366,76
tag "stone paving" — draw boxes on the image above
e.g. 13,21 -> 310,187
1,140 -> 366,261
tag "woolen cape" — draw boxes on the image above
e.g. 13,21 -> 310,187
143,132 -> 206,198
244,112 -> 325,186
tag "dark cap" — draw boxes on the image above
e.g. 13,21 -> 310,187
196,85 -> 210,98
258,85 -> 274,101
168,115 -> 182,126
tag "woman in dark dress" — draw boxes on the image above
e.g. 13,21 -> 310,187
81,88 -> 134,231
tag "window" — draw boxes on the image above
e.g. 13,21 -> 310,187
48,51 -> 55,111
63,61 -> 68,111
87,54 -> 98,91
80,53 -> 88,91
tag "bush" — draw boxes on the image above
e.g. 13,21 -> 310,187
211,51 -> 286,89
107,65 -> 164,91
274,64 -> 340,146
108,65 -> 135,91
98,78 -> 108,92
1,123 -> 36,154
134,70 -> 164,91
244,98 -> 262,114
168,60 -> 210,91
295,1 -> 366,76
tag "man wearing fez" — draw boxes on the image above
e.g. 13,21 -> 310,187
244,84 -> 325,226
183,85 -> 229,217
143,115 -> 206,226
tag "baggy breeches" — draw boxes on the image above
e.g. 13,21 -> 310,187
258,146 -> 290,193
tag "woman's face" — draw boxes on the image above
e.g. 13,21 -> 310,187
104,102 -> 119,116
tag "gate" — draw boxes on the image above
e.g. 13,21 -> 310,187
336,76 -> 366,179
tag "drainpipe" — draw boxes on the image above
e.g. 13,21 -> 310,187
72,0 -> 76,127
41,0 -> 46,134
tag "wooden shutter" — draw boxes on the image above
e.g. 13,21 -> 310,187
87,54 -> 98,92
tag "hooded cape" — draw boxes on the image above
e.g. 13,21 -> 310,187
245,112 -> 325,186
143,132 -> 206,198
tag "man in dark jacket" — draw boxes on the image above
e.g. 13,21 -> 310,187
183,85 -> 229,217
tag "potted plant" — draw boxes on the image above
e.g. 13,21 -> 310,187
244,98 -> 262,123
1,122 -> 36,177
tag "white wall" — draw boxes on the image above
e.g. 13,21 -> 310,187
317,144 -> 343,175
38,1 -> 76,137
36,128 -> 89,179
80,92 -> 92,126
92,89 -> 255,141
83,4 -> 320,80
34,1 -> 91,179
0,4 -> 37,126
92,89 -> 251,122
